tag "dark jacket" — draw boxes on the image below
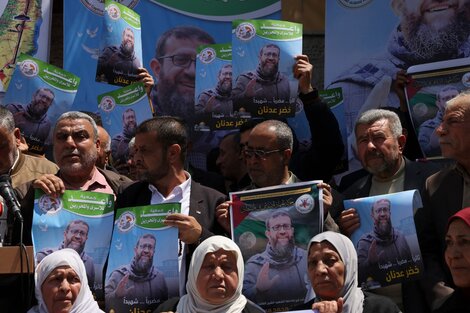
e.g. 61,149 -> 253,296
153,297 -> 265,313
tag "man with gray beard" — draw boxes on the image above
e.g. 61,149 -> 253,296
328,0 -> 470,139
243,211 -> 308,310
105,234 -> 168,310
356,199 -> 412,284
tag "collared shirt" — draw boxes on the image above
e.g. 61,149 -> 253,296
455,163 -> 470,207
61,167 -> 115,197
148,171 -> 192,296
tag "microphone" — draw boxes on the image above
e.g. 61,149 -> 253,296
0,175 -> 23,222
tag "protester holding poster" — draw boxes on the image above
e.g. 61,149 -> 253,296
96,1 -> 142,86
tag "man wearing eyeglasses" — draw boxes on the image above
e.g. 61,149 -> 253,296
243,211 -> 308,310
195,64 -> 233,116
36,220 -> 95,287
356,198 -> 412,284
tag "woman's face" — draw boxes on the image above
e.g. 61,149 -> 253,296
445,219 -> 470,288
196,249 -> 239,305
41,265 -> 81,313
307,241 -> 345,300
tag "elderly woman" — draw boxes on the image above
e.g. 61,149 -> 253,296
154,236 -> 263,313
28,248 -> 103,313
296,231 -> 400,313
433,207 -> 470,313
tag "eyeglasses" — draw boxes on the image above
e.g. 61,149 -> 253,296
373,206 -> 390,214
244,148 -> 283,160
69,229 -> 87,236
139,243 -> 154,250
158,54 -> 196,68
270,224 -> 292,232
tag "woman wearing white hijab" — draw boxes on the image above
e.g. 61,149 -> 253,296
154,236 -> 264,313
28,248 -> 103,313
296,231 -> 400,313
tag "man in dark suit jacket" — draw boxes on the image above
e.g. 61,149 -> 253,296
115,116 -> 226,295
336,109 -> 440,313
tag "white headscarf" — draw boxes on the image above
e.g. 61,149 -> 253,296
308,231 -> 364,313
27,248 -> 103,313
176,236 -> 247,313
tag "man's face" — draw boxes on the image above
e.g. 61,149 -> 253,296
245,125 -> 288,188
217,66 -> 232,93
151,36 -> 210,121
64,222 -> 88,254
436,101 -> 470,162
437,88 -> 459,111
134,237 -> 155,273
121,29 -> 135,54
0,127 -> 20,175
259,46 -> 280,77
134,131 -> 170,184
265,215 -> 294,257
355,119 -> 404,179
31,89 -> 54,118
395,0 -> 470,60
216,135 -> 244,181
123,111 -> 137,133
371,200 -> 392,237
53,118 -> 99,177
96,127 -> 110,169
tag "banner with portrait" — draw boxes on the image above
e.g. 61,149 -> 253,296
405,58 -> 470,159
230,181 -> 323,312
0,0 -> 52,95
97,82 -> 153,170
345,190 -> 424,290
64,0 -> 281,170
31,189 -> 114,299
231,19 -> 302,118
96,0 -> 142,87
105,203 -> 180,313
2,54 -> 80,154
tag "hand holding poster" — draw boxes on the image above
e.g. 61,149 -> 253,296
105,203 -> 180,313
344,190 -> 424,290
2,54 -> 80,154
96,0 -> 142,87
232,19 -> 302,118
32,190 -> 114,299
230,181 -> 323,312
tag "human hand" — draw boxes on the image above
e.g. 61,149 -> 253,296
255,262 -> 279,292
294,55 -> 314,94
317,182 -> 333,215
392,69 -> 408,112
115,273 -> 134,298
338,208 -> 360,237
137,67 -> 155,95
204,95 -> 217,113
164,213 -> 202,244
215,201 -> 231,234
32,174 -> 65,198
244,78 -> 258,98
312,297 -> 343,313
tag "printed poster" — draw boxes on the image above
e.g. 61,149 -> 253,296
96,0 -> 142,87
31,190 -> 114,299
230,181 -> 323,312
105,203 -> 180,313
405,58 -> 470,158
2,54 -> 80,155
232,19 -> 302,118
345,190 -> 424,290
97,82 -> 153,170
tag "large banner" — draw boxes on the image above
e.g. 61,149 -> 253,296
230,181 -> 323,312
32,190 -> 114,299
0,0 -> 52,94
326,1 -> 470,172
64,0 -> 281,169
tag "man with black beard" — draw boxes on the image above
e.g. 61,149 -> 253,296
97,27 -> 141,86
105,234 -> 168,310
112,108 -> 137,172
232,44 -> 294,116
5,88 -> 55,154
243,211 -> 308,310
328,0 -> 470,142
195,64 -> 233,116
36,220 -> 95,286
356,199 -> 412,284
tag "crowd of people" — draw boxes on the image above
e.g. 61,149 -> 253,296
0,40 -> 469,313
